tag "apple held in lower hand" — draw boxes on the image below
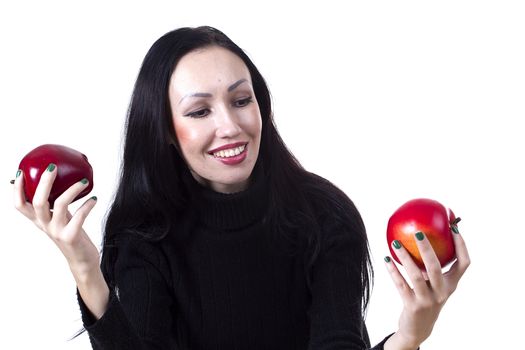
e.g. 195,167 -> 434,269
18,144 -> 93,208
386,198 -> 460,270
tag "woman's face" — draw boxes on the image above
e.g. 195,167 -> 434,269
168,46 -> 262,193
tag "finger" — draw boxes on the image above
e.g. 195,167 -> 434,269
32,163 -> 58,224
384,256 -> 414,302
392,239 -> 431,297
13,170 -> 36,220
414,231 -> 445,291
421,270 -> 430,281
444,231 -> 471,287
69,196 -> 98,229
452,230 -> 471,274
52,178 -> 91,225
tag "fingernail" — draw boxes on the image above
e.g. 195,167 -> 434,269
91,196 -> 97,201
451,225 -> 460,234
10,179 -> 15,184
452,217 -> 462,225
80,178 -> 89,185
16,169 -> 21,178
415,231 -> 425,241
393,240 -> 402,249
47,163 -> 56,172
384,256 -> 391,263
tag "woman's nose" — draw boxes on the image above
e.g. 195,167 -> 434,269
214,107 -> 242,138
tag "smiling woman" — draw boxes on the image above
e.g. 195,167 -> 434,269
12,25 -> 469,350
169,47 -> 262,193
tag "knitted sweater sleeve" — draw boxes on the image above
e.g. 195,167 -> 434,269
77,238 -> 178,349
307,216 -> 394,350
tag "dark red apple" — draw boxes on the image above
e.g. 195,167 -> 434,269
386,198 -> 460,270
18,144 -> 93,208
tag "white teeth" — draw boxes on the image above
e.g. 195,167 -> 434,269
213,145 -> 245,158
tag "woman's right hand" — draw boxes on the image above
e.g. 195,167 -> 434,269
14,163 -> 110,319
13,163 -> 100,277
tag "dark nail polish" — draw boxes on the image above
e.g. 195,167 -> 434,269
91,196 -> 97,201
384,256 -> 391,263
415,231 -> 424,241
16,169 -> 21,178
452,217 -> 462,225
393,240 -> 402,249
47,163 -> 56,172
80,178 -> 89,185
451,225 -> 459,234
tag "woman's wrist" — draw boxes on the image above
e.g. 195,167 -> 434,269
71,263 -> 110,320
384,332 -> 420,350
69,260 -> 101,284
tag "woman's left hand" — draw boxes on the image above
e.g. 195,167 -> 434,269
384,230 -> 470,350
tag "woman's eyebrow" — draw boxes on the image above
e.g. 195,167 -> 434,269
227,78 -> 248,92
179,92 -> 211,104
179,79 -> 249,105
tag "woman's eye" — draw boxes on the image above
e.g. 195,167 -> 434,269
185,108 -> 210,118
234,97 -> 253,108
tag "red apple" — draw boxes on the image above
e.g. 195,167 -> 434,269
18,144 -> 93,208
386,198 -> 460,270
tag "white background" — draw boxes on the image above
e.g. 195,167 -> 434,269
1,1 -> 524,349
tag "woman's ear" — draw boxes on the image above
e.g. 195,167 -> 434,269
170,140 -> 180,152
169,141 -> 182,157
169,142 -> 183,162
167,131 -> 181,152
169,141 -> 191,172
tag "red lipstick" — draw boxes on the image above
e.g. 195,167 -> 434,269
208,142 -> 249,166
207,141 -> 248,155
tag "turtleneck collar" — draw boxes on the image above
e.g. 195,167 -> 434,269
181,160 -> 269,231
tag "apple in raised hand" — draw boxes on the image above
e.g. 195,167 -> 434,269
386,198 -> 460,270
18,144 -> 93,208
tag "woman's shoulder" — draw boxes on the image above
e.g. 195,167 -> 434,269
300,172 -> 359,217
299,171 -> 366,239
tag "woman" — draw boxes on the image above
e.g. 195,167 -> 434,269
13,26 -> 470,349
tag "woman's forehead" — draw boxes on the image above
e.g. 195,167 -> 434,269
169,47 -> 252,95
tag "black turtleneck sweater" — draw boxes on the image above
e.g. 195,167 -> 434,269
77,168 -> 393,349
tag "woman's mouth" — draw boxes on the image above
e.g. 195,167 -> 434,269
210,144 -> 248,165
212,144 -> 246,158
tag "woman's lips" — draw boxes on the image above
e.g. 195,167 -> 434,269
207,141 -> 248,155
211,143 -> 248,165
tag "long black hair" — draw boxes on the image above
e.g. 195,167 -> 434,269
100,26 -> 373,313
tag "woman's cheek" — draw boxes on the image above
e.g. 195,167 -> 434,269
174,121 -> 203,152
249,112 -> 263,139
174,119 -> 192,142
